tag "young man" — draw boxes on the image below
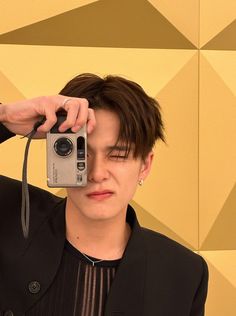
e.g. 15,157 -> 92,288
0,73 -> 208,316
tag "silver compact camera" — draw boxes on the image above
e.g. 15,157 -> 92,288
46,111 -> 87,187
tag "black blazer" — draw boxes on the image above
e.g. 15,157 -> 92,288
0,125 -> 208,316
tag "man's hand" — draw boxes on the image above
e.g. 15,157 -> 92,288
0,95 -> 96,138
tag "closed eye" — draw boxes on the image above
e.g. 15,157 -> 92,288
110,155 -> 127,158
109,154 -> 128,160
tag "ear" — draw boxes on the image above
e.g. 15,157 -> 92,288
139,151 -> 154,181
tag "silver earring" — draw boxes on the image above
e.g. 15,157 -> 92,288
138,179 -> 144,186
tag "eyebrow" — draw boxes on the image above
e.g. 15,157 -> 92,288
87,144 -> 129,152
107,145 -> 129,151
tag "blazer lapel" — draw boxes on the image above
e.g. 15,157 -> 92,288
105,206 -> 147,316
3,198 -> 66,315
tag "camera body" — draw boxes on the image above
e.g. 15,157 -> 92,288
46,112 -> 87,187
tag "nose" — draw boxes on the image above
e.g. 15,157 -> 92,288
88,155 -> 109,183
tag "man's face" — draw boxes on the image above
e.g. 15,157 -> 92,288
66,109 -> 153,222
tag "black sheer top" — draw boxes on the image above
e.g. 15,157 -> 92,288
26,240 -> 121,316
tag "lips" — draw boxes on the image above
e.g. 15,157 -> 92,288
86,190 -> 114,200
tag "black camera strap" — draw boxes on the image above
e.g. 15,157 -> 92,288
21,117 -> 45,239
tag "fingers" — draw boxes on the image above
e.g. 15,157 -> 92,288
36,109 -> 57,133
59,98 -> 88,133
86,108 -> 96,134
36,96 -> 96,134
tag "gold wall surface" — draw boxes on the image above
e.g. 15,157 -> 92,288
0,1 -> 235,314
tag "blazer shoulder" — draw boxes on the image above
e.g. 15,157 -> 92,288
140,227 -> 208,294
139,227 -> 209,311
0,175 -> 63,217
0,176 -> 65,254
141,226 -> 205,267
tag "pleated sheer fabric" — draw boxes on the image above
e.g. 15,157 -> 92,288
26,240 -> 121,316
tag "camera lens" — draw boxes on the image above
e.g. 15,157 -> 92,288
54,137 -> 73,156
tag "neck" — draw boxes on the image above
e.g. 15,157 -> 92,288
65,199 -> 131,260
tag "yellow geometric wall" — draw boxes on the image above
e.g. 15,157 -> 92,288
0,1 -> 235,314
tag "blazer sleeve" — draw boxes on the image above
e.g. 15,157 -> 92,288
0,122 -> 16,143
190,256 -> 209,316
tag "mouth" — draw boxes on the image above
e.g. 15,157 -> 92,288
86,190 -> 114,201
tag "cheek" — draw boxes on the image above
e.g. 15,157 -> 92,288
66,187 -> 85,203
119,162 -> 142,182
117,168 -> 140,197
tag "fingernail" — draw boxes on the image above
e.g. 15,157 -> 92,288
72,126 -> 81,133
58,126 -> 66,132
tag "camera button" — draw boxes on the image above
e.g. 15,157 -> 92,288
77,162 -> 85,171
77,174 -> 83,183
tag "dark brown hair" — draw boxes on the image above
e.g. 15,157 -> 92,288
60,73 -> 165,160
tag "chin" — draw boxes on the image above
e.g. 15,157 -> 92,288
78,203 -> 122,221
81,210 -> 117,222
67,192 -> 128,222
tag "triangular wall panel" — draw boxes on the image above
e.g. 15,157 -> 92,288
0,0 -> 196,49
199,53 -> 236,246
200,0 -> 236,47
148,0 -> 199,46
0,0 -> 98,35
201,50 -> 236,95
201,184 -> 236,250
201,254 -> 236,316
202,20 -> 236,50
0,45 -> 196,98
0,71 -> 25,102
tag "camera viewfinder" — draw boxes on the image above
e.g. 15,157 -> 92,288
77,136 -> 85,160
